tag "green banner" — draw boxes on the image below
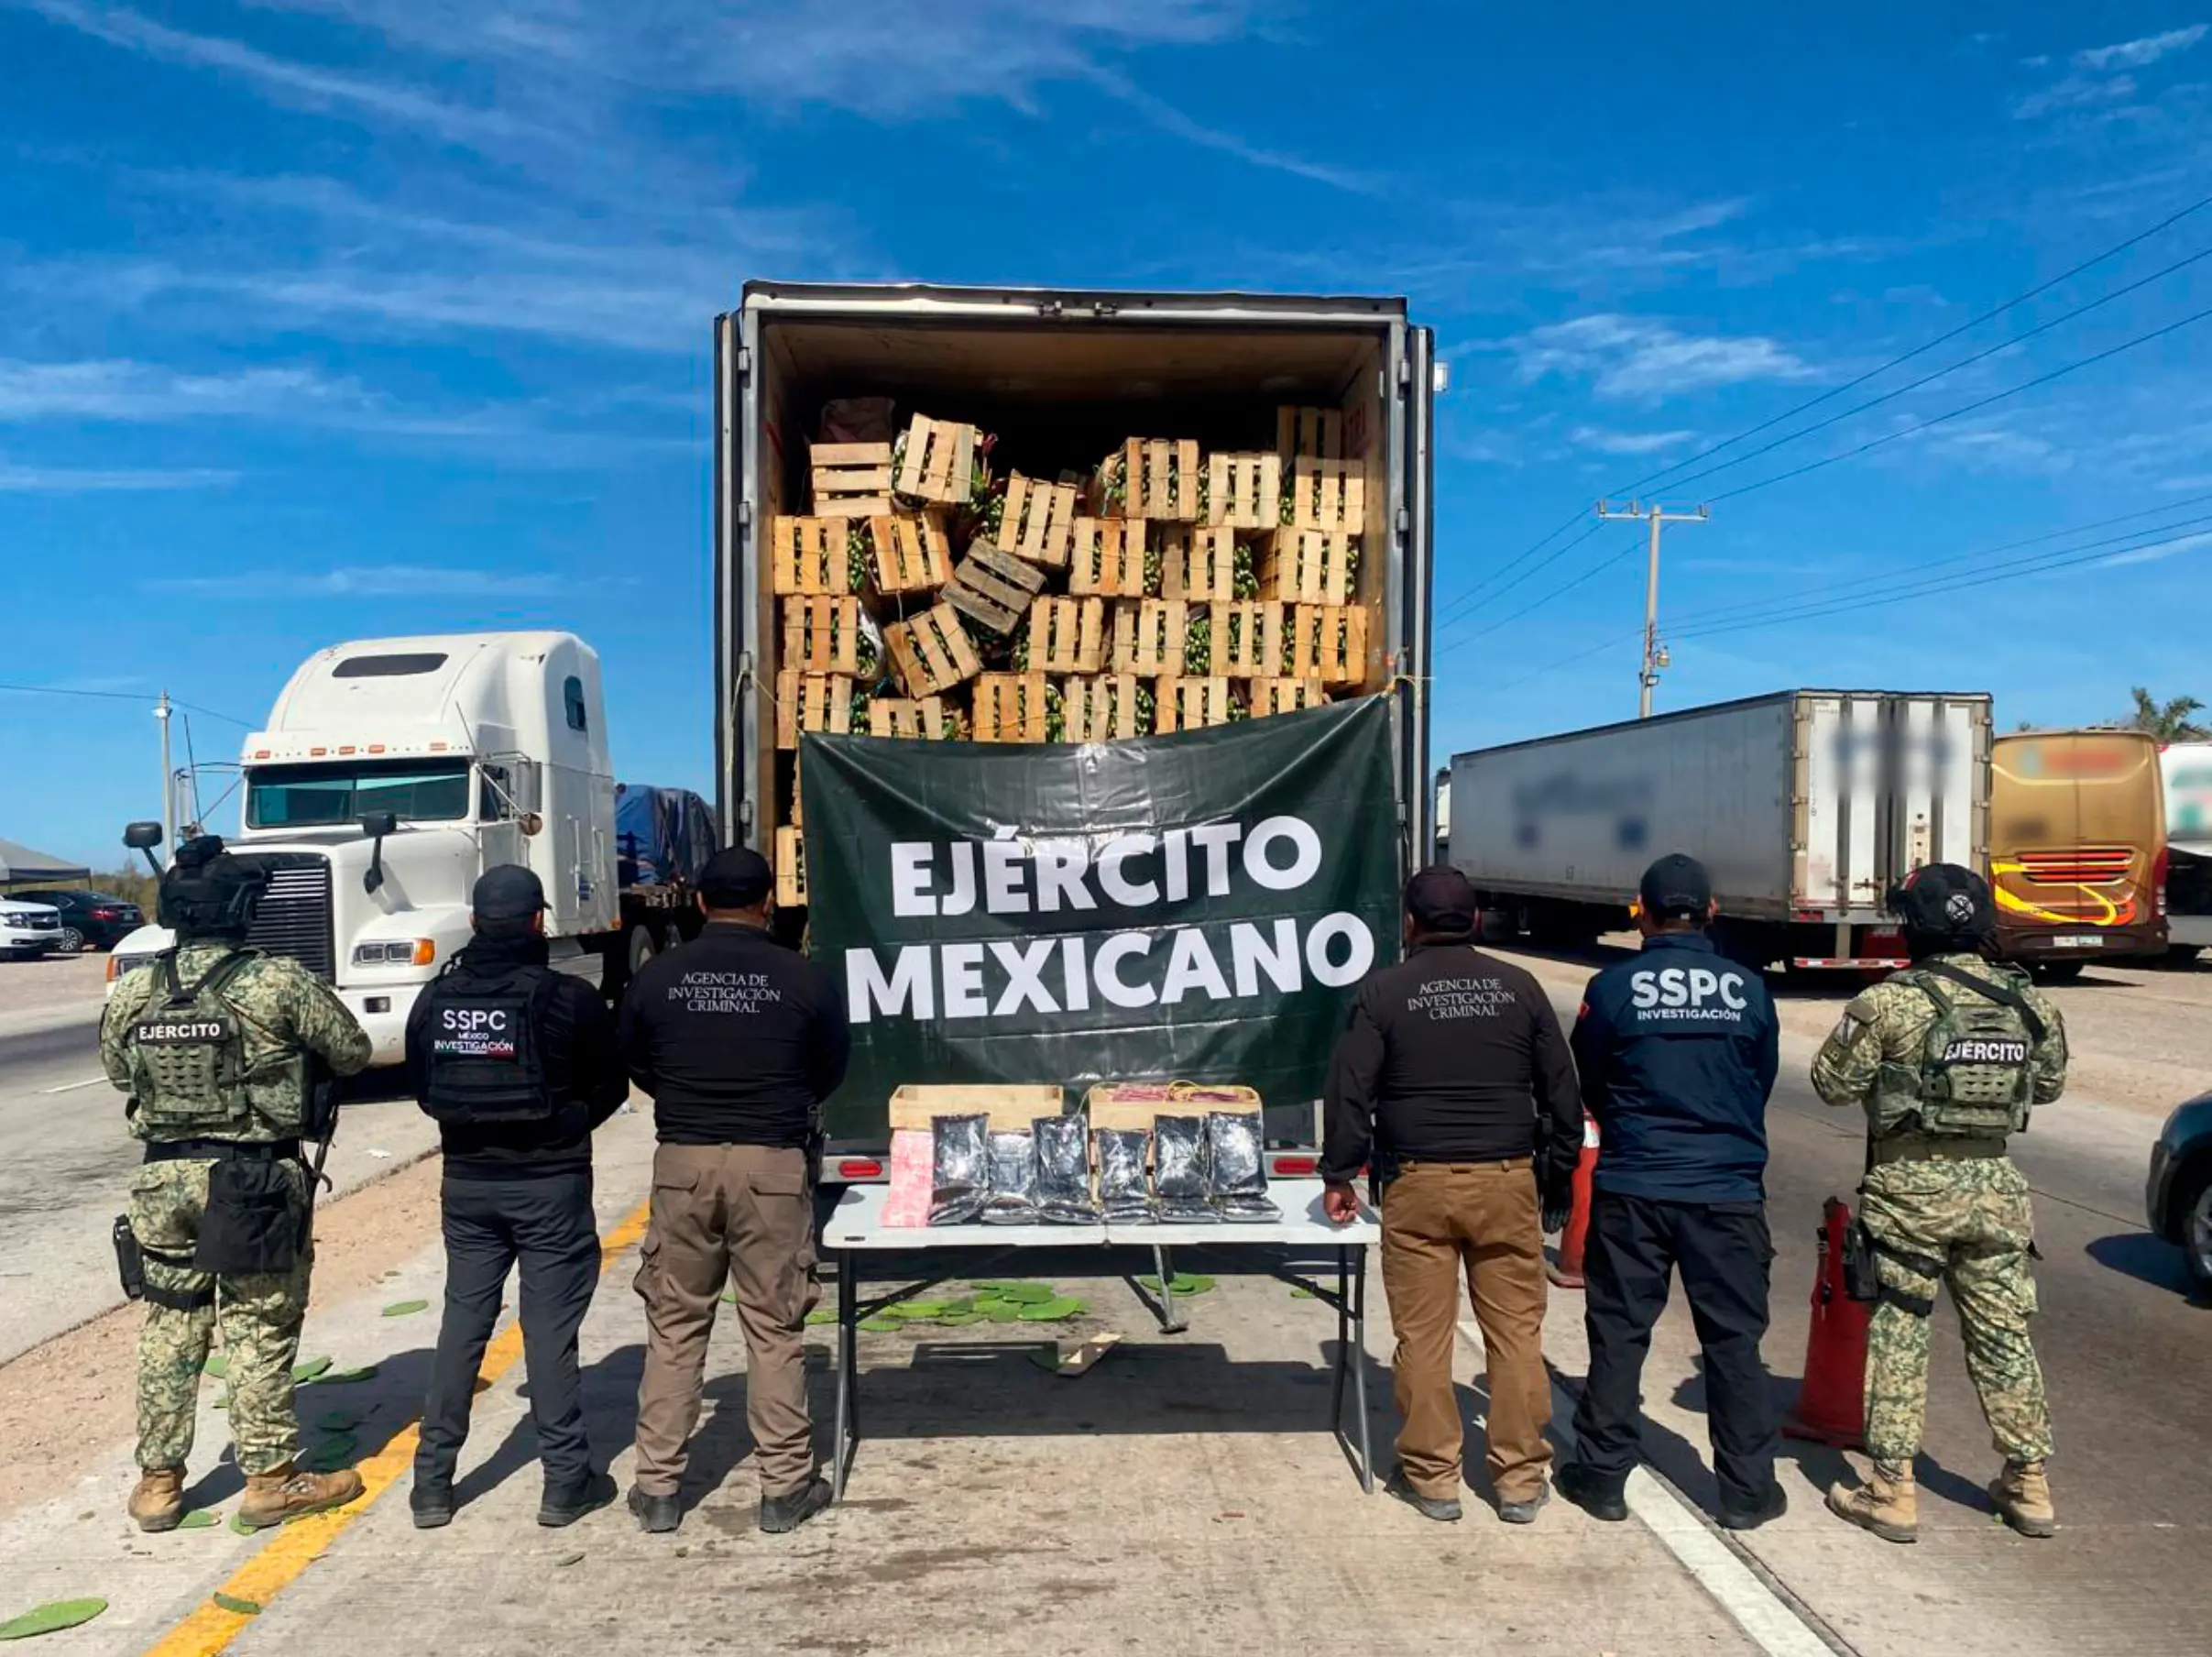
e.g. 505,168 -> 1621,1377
800,697 -> 1400,1138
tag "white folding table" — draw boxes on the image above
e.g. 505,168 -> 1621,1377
821,1179 -> 1380,1500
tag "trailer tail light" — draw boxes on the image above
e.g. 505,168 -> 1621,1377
838,1158 -> 883,1180
1270,1155 -> 1320,1178
2156,845 -> 2171,917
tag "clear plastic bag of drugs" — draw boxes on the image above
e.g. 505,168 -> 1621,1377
928,1113 -> 991,1226
1154,1114 -> 1218,1224
1034,1114 -> 1099,1224
1096,1127 -> 1155,1224
1207,1110 -> 1279,1223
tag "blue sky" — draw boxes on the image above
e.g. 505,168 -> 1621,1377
5,1 -> 2212,868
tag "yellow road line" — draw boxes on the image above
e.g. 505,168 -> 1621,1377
142,1198 -> 653,1657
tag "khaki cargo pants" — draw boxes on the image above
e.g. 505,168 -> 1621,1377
631,1144 -> 819,1499
1380,1158 -> 1552,1504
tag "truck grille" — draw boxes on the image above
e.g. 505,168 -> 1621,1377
2018,847 -> 2136,885
240,855 -> 336,980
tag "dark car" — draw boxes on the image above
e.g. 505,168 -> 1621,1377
8,889 -> 145,952
2147,1092 -> 2212,1291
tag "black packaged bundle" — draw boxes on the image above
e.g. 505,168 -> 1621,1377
1034,1114 -> 1099,1224
1096,1128 -> 1155,1224
928,1113 -> 990,1226
980,1129 -> 1040,1224
1207,1111 -> 1279,1223
1153,1114 -> 1216,1224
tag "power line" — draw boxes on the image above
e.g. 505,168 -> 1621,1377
1430,507 -> 1594,631
174,698 -> 255,730
1662,492 -> 2212,632
1442,536 -> 1644,646
1434,520 -> 1607,631
1645,237 -> 2212,500
0,681 -> 255,728
1708,300 -> 2212,504
1608,186 -> 2212,499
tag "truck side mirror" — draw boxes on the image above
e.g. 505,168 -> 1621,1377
123,820 -> 165,875
360,811 -> 398,895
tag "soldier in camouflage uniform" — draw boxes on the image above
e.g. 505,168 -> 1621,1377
99,835 -> 372,1532
1810,863 -> 2065,1543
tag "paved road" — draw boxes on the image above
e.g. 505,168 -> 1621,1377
0,1016 -> 443,1364
1498,946 -> 2210,1657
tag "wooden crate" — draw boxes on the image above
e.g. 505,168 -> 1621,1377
885,603 -> 983,697
774,825 -> 807,907
1276,404 -> 1343,462
1111,598 -> 1188,677
771,516 -> 850,596
1256,527 -> 1354,605
775,671 -> 854,750
1061,674 -> 1144,742
1158,525 -> 1237,602
995,472 -> 1079,570
1069,518 -> 1146,598
788,752 -> 802,828
1248,677 -> 1328,718
1209,601 -> 1287,679
868,696 -> 958,739
1286,603 -> 1370,686
1113,437 -> 1200,522
888,1083 -> 1065,1132
1155,677 -> 1234,732
865,512 -> 954,598
1029,597 -> 1106,675
782,596 -> 862,675
893,413 -> 977,505
810,442 -> 895,519
1289,455 -> 1365,533
947,543 -> 1049,635
1208,452 -> 1283,530
974,673 -> 1050,743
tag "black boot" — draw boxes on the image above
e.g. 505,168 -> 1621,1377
759,1479 -> 834,1535
1555,1461 -> 1629,1522
411,1477 -> 454,1531
540,1471 -> 618,1529
1717,1482 -> 1788,1531
628,1486 -> 681,1534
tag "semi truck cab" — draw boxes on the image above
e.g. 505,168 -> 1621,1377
108,632 -> 621,1065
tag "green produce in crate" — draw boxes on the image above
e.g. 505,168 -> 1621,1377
1233,539 -> 1260,599
1185,610 -> 1213,675
847,523 -> 872,590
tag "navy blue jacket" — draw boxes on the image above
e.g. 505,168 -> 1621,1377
1569,933 -> 1779,1204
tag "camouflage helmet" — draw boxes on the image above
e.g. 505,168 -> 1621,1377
158,835 -> 268,939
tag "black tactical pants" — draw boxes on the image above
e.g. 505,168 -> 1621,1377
1570,1191 -> 1779,1511
417,1170 -> 600,1493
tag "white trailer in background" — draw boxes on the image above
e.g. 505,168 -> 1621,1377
2162,741 -> 2212,954
107,632 -> 711,1065
1447,690 -> 1992,970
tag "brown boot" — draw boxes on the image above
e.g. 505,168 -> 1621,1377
237,1463 -> 366,1531
1990,1458 -> 2057,1538
1825,1459 -> 1918,1543
128,1467 -> 186,1534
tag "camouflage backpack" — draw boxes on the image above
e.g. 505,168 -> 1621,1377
1889,960 -> 2044,1138
126,949 -> 260,1137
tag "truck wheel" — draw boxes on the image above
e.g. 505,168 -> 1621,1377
626,924 -> 657,978
2031,960 -> 2085,985
2182,1168 -> 2212,1292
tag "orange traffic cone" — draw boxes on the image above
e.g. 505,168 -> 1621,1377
1782,1195 -> 1870,1449
1545,1117 -> 1601,1289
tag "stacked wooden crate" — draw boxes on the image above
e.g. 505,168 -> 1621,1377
772,409 -> 1374,899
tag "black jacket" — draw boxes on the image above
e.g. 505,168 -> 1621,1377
1570,932 -> 1779,1204
1321,942 -> 1582,1182
403,932 -> 630,1180
616,920 -> 850,1147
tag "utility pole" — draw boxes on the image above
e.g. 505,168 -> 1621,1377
1597,499 -> 1710,718
155,690 -> 174,850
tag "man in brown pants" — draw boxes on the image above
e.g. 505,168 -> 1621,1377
616,847 -> 850,1536
1322,868 -> 1583,1522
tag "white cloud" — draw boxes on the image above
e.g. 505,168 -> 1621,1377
0,358 -> 357,422
145,564 -> 590,598
1568,425 -> 1700,455
2101,531 -> 2212,566
2013,72 -> 2138,118
2075,25 -> 2208,71
0,461 -> 237,491
1506,314 -> 1816,401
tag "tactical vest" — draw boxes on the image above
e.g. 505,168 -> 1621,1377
127,950 -> 260,1138
421,961 -> 557,1125
1876,963 -> 2042,1138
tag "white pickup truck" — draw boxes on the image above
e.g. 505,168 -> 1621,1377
108,631 -> 713,1066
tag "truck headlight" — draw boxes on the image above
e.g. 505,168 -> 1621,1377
353,939 -> 436,967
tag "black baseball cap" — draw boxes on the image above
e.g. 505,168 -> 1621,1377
1405,866 -> 1479,937
472,864 -> 547,921
1889,862 -> 1995,943
699,846 -> 773,907
1638,852 -> 1712,923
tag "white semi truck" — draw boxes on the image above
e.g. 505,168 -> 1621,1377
108,631 -> 712,1065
